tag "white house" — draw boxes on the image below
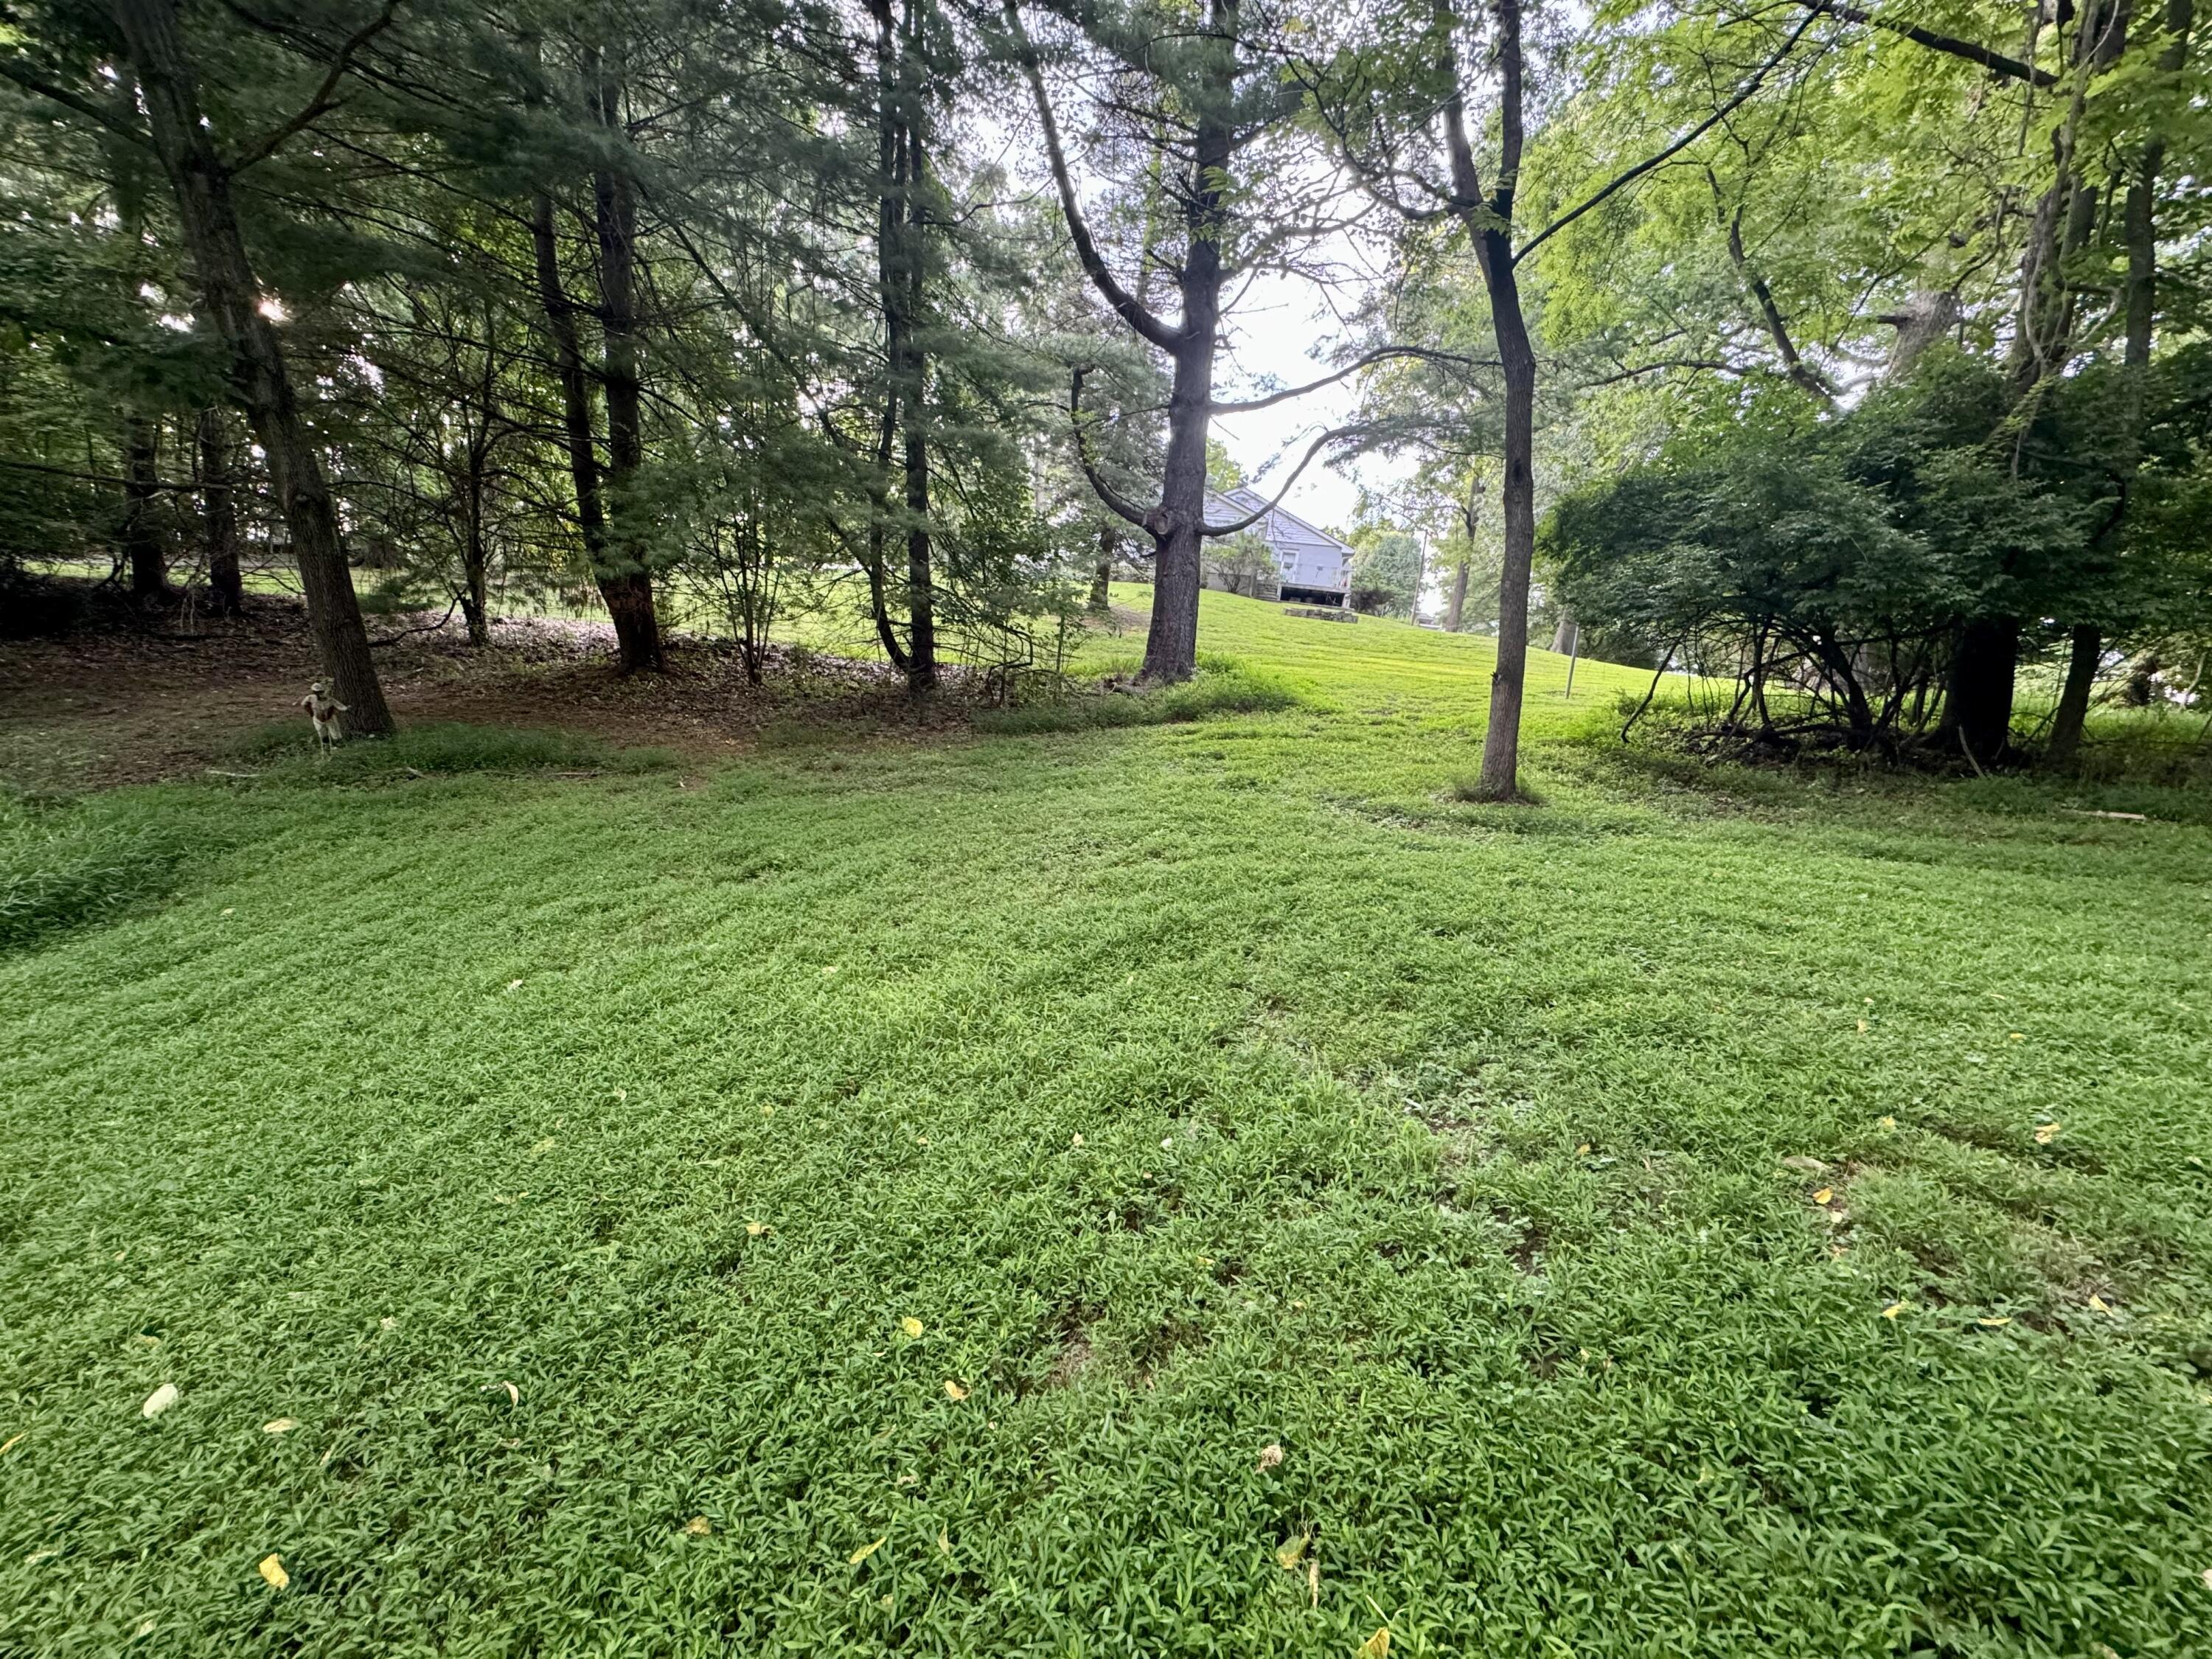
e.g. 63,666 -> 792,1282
1202,487 -> 1354,606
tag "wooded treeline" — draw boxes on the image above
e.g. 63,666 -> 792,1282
1,0 -> 2207,782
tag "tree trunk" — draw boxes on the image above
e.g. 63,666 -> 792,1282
871,0 -> 936,692
900,53 -> 936,692
1090,526 -> 1116,613
533,192 -> 650,672
122,414 -> 165,602
1444,559 -> 1470,631
2047,622 -> 2101,765
460,461 -> 490,647
591,59 -> 664,674
112,0 -> 392,733
1945,615 -> 2021,765
1441,0 -> 1534,799
197,408 -> 242,616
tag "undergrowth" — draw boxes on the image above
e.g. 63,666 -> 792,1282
976,657 -> 1310,734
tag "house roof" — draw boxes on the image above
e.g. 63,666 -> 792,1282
1203,487 -> 1354,554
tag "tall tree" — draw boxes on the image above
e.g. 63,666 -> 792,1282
100,0 -> 394,731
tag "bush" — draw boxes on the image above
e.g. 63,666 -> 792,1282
232,721 -> 678,780
976,659 -> 1308,735
0,793 -> 187,951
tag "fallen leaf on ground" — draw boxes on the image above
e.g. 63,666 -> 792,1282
0,1433 -> 24,1457
140,1385 -> 178,1419
2089,1294 -> 2114,1313
505,979 -> 523,992
1977,1316 -> 2012,1328
899,1317 -> 924,1338
1357,1628 -> 1391,1659
483,1380 -> 521,1406
1256,1441 -> 1285,1471
1877,1116 -> 1897,1131
745,1221 -> 770,1237
2034,1122 -> 2061,1144
262,1418 -> 299,1434
257,1554 -> 289,1590
937,1528 -> 950,1555
943,1380 -> 967,1401
849,1536 -> 886,1565
1812,1188 -> 1833,1206
684,1517 -> 712,1537
1882,1301 -> 1907,1320
1857,1020 -> 1868,1034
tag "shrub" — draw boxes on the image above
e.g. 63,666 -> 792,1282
976,659 -> 1307,735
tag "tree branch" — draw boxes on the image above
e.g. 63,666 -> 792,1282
1797,0 -> 2057,86
1002,2 -> 1181,353
1199,426 -> 1358,535
1068,367 -> 1158,531
1209,346 -> 1499,413
230,0 -> 402,173
0,60 -> 150,145
1515,7 -> 1824,267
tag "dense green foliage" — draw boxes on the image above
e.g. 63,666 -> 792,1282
4,594 -> 2211,1654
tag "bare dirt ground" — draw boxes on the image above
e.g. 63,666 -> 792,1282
0,594 -> 1013,792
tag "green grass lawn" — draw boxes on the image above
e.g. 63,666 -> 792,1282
5,591 -> 2211,1655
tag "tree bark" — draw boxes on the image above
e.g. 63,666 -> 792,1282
1444,559 -> 1470,631
122,414 -> 166,602
1091,526 -> 1116,613
111,0 -> 392,731
197,408 -> 243,616
2047,622 -> 2102,765
1444,0 -> 1534,800
591,58 -> 664,674
1945,615 -> 2021,765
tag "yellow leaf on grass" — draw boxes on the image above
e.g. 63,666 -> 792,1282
140,1385 -> 178,1419
899,1317 -> 925,1338
849,1536 -> 886,1565
1977,1317 -> 2011,1328
1857,1020 -> 1869,1034
684,1516 -> 712,1537
2089,1294 -> 2114,1313
1574,1143 -> 1591,1156
2034,1122 -> 2061,1144
943,1380 -> 968,1401
257,1554 -> 289,1590
1357,1628 -> 1391,1659
1882,1301 -> 1907,1320
745,1221 -> 771,1238
1877,1116 -> 1897,1131
1276,1534 -> 1310,1570
483,1381 -> 521,1406
262,1418 -> 299,1435
1812,1188 -> 1834,1206
937,1528 -> 950,1556
0,1433 -> 24,1457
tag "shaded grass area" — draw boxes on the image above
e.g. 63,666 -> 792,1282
3,591 -> 2211,1655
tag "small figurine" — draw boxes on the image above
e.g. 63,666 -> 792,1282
300,679 -> 349,757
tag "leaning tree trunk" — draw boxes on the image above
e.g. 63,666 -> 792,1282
112,0 -> 392,732
197,408 -> 243,616
1444,560 -> 1470,631
122,414 -> 165,602
591,60 -> 664,675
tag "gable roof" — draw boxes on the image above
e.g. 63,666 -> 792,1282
1203,487 -> 1354,554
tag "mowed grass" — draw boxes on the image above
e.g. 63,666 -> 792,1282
4,590 -> 2211,1656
